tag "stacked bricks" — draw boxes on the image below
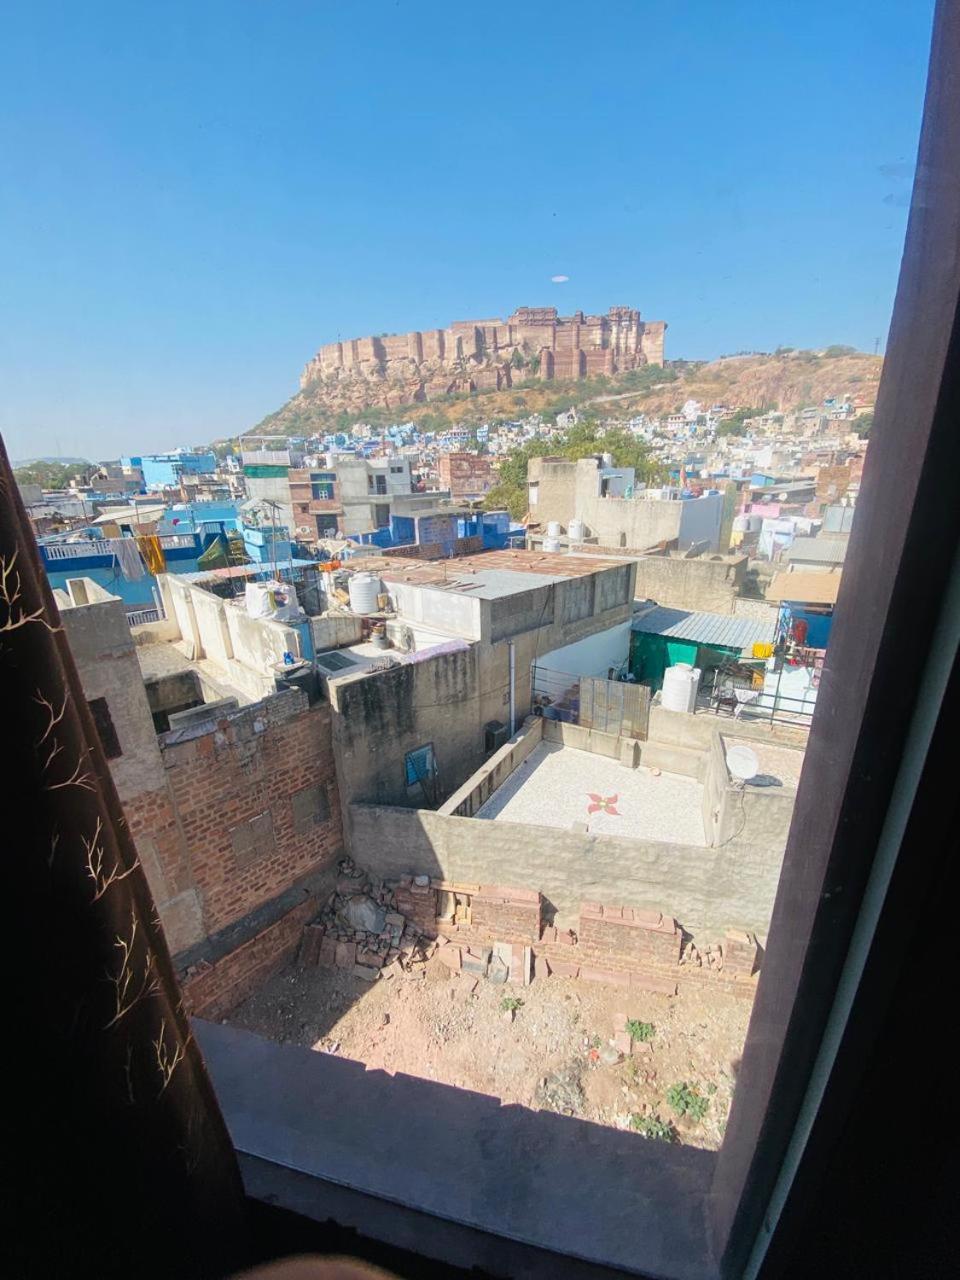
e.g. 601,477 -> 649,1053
181,897 -> 315,1021
394,876 -> 439,938
469,885 -> 541,942
572,903 -> 682,994
722,930 -> 760,978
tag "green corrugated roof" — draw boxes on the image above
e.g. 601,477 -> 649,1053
631,605 -> 775,650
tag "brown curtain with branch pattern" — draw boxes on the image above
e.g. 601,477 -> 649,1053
2,437 -> 247,1278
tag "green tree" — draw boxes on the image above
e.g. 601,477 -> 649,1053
855,411 -> 874,439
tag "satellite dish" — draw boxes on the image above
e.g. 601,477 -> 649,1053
726,744 -> 760,782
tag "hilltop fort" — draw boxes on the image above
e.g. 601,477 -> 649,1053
299,305 -> 667,409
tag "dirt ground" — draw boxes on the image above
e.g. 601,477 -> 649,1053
227,957 -> 753,1149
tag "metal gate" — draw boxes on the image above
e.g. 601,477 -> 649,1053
578,676 -> 651,739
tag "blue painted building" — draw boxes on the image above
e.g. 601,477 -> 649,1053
139,450 -> 217,490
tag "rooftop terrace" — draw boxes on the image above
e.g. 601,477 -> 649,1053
475,741 -> 708,846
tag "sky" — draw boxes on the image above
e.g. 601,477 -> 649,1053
0,1 -> 936,461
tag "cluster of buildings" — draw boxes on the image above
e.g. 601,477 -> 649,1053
19,380 -> 866,1037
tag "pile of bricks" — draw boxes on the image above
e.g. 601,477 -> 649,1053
680,929 -> 760,978
394,876 -> 440,937
432,938 -> 533,986
299,859 -> 448,982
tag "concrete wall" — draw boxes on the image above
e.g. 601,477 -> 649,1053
536,620 -> 632,677
160,573 -> 302,699
632,553 -> 747,614
58,585 -> 168,802
310,613 -> 364,651
677,495 -> 724,551
440,717 -> 545,817
348,803 -> 784,942
648,704 -> 809,752
390,580 -> 482,640
329,643 -> 490,823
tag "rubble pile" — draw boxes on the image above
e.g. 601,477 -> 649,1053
298,858 -> 440,982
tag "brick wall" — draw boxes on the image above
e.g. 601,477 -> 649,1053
381,869 -> 760,998
161,694 -> 342,935
577,903 -> 682,969
469,885 -> 541,941
181,898 -> 315,1020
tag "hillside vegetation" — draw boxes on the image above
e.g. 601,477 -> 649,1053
247,348 -> 882,442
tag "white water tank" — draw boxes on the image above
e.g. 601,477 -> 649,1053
601,452 -> 614,468
568,517 -> 585,542
348,571 -> 381,615
542,536 -> 561,552
662,663 -> 702,713
546,520 -> 562,537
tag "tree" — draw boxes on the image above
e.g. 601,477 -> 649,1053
481,421 -> 664,520
855,411 -> 874,439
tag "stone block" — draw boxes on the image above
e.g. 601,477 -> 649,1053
335,940 -> 356,969
353,964 -> 380,982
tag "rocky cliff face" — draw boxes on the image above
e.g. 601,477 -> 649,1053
297,305 -> 666,415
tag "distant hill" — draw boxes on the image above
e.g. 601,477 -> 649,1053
248,347 -> 881,441
13,455 -> 90,468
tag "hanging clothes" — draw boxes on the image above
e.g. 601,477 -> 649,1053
114,537 -> 145,581
136,533 -> 166,575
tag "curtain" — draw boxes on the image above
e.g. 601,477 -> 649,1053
2,437 -> 247,1278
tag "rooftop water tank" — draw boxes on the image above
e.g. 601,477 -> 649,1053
568,518 -> 585,542
542,536 -> 561,552
348,571 -> 381,615
546,520 -> 562,537
662,663 -> 702,713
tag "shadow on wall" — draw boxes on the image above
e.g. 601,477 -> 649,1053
195,1018 -> 716,1278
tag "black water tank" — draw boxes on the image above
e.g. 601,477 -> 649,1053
273,660 -> 322,705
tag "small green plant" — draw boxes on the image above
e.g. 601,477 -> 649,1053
625,1019 -> 655,1044
630,1113 -> 676,1142
666,1082 -> 710,1123
500,996 -> 523,1013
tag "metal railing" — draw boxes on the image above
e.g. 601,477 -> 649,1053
701,658 -> 819,729
126,607 -> 161,627
42,540 -> 122,561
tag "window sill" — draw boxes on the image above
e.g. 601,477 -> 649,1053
196,1019 -> 717,1279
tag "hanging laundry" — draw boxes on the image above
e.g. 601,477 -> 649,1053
115,538 -> 146,581
136,534 -> 166,575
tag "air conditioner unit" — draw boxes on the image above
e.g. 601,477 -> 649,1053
484,720 -> 508,753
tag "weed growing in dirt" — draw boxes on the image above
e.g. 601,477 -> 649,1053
630,1113 -> 677,1142
626,1019 -> 655,1043
666,1082 -> 710,1122
500,996 -> 524,1013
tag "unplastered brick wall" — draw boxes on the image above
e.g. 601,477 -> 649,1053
161,690 -> 343,936
182,898 -> 315,1021
469,885 -> 541,941
361,866 -> 761,996
577,902 -> 683,969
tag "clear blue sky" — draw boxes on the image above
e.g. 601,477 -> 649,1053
0,1 -> 935,461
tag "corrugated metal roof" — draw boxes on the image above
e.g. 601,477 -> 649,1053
631,605 -> 776,649
784,536 -> 848,564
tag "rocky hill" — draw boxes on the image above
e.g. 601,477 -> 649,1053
250,345 -> 881,441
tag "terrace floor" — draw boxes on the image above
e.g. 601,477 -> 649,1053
474,742 -> 708,846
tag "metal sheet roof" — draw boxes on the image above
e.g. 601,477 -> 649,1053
631,605 -> 776,650
784,536 -> 849,565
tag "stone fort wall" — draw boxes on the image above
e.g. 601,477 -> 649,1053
300,305 -> 666,402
